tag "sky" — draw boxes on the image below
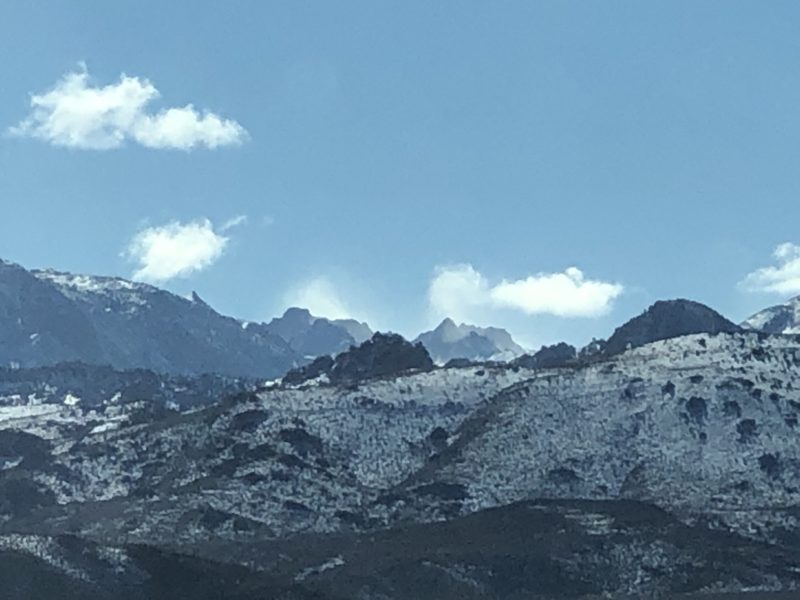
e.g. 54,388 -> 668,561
2,1 -> 800,349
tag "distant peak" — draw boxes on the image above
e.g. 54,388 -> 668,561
282,306 -> 314,320
742,294 -> 800,334
436,317 -> 458,330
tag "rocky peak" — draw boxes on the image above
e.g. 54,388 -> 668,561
603,299 -> 741,356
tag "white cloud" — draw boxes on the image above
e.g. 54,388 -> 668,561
282,277 -> 353,320
126,219 -> 228,283
428,264 -> 623,322
740,243 -> 800,295
9,66 -> 246,150
491,266 -> 623,317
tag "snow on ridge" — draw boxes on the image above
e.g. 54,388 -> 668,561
33,270 -> 143,293
31,269 -> 157,303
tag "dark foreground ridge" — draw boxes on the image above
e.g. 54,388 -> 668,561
3,500 -> 800,600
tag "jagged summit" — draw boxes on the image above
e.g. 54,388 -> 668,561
742,295 -> 800,335
415,319 -> 525,364
602,299 -> 742,356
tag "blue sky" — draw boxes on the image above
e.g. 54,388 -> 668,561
2,1 -> 800,348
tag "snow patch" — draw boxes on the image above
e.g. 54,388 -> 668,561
294,555 -> 345,582
64,393 -> 81,406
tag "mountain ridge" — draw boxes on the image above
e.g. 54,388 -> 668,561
0,260 -> 297,378
1,259 -> 537,374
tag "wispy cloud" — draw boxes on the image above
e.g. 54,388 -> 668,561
740,243 -> 800,295
428,264 -> 623,324
282,277 -> 353,320
9,65 -> 247,150
221,215 -> 248,231
126,219 -> 228,283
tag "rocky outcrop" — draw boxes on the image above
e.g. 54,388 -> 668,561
512,342 -> 577,369
283,332 -> 434,385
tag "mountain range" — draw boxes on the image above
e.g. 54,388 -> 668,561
3,312 -> 800,598
8,258 -> 790,380
0,259 -> 531,376
5,258 -> 800,598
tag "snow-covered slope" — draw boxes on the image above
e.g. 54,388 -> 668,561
742,295 -> 800,334
0,361 -> 537,542
394,332 -> 800,545
4,324 -> 800,597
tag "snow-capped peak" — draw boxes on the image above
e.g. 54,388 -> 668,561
742,295 -> 800,334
